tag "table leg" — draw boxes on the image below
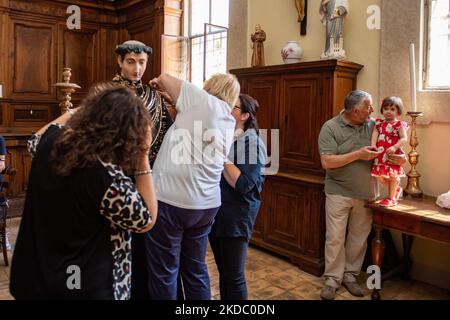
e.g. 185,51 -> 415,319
401,234 -> 414,279
371,226 -> 385,300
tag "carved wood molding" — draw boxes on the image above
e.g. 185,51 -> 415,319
8,0 -> 119,25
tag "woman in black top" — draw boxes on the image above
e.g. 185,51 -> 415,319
209,94 -> 267,300
10,85 -> 158,300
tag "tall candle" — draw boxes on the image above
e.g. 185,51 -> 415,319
409,43 -> 417,112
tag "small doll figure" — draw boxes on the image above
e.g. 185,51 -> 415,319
371,96 -> 409,207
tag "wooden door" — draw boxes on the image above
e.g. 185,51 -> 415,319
243,76 -> 280,178
10,19 -> 57,100
264,177 -> 307,253
279,73 -> 323,174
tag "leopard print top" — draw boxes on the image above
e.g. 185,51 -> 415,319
28,126 -> 152,300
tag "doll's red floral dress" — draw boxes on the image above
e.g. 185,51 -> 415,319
371,119 -> 409,178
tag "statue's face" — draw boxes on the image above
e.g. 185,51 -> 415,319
118,52 -> 148,81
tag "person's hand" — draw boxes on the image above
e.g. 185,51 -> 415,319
387,153 -> 406,166
149,77 -> 164,92
385,146 -> 396,156
159,90 -> 175,106
0,160 -> 5,173
149,76 -> 175,105
356,146 -> 380,161
138,126 -> 152,165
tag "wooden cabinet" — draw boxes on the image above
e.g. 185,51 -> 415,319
231,60 -> 363,276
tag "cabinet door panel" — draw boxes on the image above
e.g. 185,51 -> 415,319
265,178 -> 306,252
252,178 -> 270,243
246,78 -> 278,153
265,177 -> 325,257
280,74 -> 322,173
12,21 -> 56,99
60,26 -> 98,96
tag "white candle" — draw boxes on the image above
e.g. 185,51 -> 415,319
409,43 -> 417,112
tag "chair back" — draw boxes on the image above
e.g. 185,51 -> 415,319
0,165 -> 17,205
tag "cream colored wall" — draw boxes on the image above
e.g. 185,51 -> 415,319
247,0 -> 381,106
243,0 -> 450,290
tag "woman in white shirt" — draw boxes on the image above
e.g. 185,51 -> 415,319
145,73 -> 240,300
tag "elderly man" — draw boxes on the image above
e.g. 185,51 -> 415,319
318,90 -> 404,300
113,40 -> 174,300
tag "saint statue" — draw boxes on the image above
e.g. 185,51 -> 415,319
251,24 -> 266,67
113,40 -> 174,300
113,40 -> 174,166
319,0 -> 349,60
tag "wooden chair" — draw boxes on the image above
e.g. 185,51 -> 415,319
0,165 -> 17,266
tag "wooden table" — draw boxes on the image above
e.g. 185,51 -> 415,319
365,196 -> 450,300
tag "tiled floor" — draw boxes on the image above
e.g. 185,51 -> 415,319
1,217 -> 450,300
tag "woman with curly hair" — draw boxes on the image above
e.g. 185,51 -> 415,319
10,84 -> 158,300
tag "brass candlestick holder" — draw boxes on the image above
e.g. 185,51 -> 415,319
53,68 -> 81,114
404,111 -> 424,198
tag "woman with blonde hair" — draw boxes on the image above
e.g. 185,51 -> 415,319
145,73 -> 239,300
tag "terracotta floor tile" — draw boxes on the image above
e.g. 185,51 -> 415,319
265,275 -> 298,291
1,217 -> 449,301
253,285 -> 286,300
247,279 -> 273,292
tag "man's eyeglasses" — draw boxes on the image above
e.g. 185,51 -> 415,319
233,106 -> 243,111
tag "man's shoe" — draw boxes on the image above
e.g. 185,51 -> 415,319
320,285 -> 337,300
342,281 -> 365,297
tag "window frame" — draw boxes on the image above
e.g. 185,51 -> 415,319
422,0 -> 450,90
187,0 -> 229,85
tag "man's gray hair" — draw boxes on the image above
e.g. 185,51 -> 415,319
343,90 -> 372,112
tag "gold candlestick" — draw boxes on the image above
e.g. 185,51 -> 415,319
53,68 -> 81,114
404,111 -> 423,198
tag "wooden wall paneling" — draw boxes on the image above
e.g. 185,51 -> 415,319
10,19 -> 57,100
11,103 -> 52,127
59,24 -> 99,98
0,101 -> 5,125
123,1 -> 157,82
0,8 -> 10,99
1,0 -> 183,197
99,27 -> 121,81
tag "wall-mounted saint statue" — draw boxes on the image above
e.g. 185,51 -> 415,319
319,0 -> 349,60
251,24 -> 266,67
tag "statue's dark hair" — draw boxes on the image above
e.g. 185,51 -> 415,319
115,41 -> 153,61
